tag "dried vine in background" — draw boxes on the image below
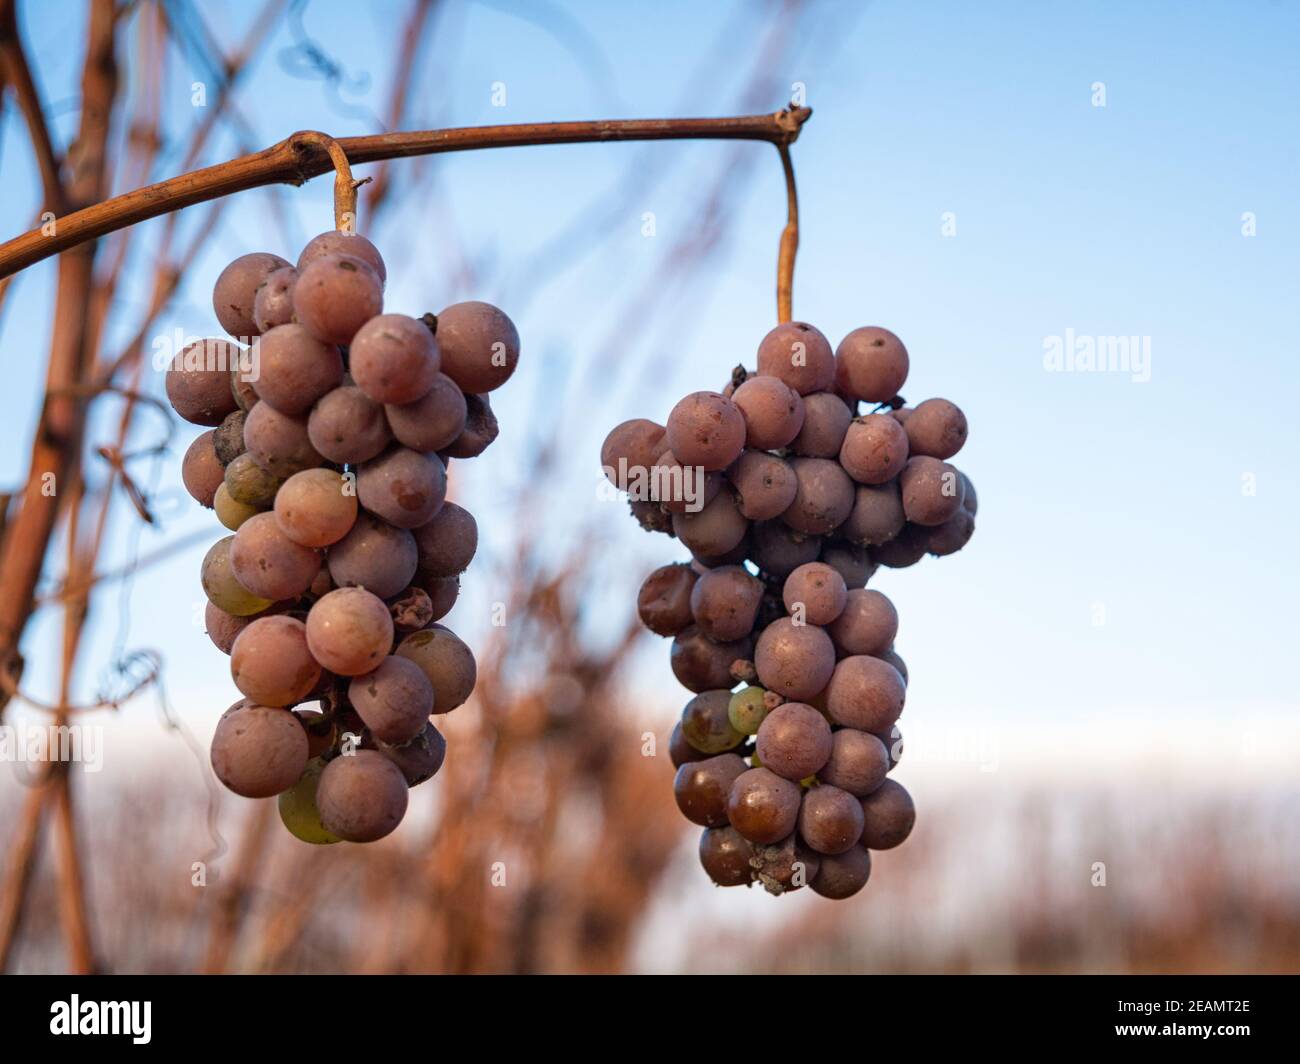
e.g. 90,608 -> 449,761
0,0 -> 284,972
0,0 -> 816,974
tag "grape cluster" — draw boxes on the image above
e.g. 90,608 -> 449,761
174,230 -> 519,844
603,322 -> 975,898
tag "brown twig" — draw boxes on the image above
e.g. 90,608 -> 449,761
0,107 -> 812,278
0,770 -> 49,969
0,0 -> 67,214
0,1 -> 117,973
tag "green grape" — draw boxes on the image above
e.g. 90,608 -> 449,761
224,451 -> 283,508
728,685 -> 769,736
201,536 -> 272,616
214,483 -> 258,531
278,759 -> 341,845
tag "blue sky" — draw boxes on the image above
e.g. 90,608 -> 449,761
1,0 -> 1297,773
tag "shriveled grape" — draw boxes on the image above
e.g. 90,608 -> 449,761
378,720 -> 446,787
213,409 -> 247,466
750,834 -> 820,894
231,367 -> 259,413
223,451 -> 284,508
670,627 -> 752,693
636,563 -> 698,636
699,825 -> 753,886
442,393 -> 499,458
674,752 -> 748,827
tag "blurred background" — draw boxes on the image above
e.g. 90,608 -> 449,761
0,0 -> 1297,974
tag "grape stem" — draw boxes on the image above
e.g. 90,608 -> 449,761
776,143 -> 799,325
293,131 -> 370,233
0,106 -> 812,320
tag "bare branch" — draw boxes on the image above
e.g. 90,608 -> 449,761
0,107 -> 812,278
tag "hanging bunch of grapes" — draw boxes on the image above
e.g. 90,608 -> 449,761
174,228 -> 518,844
602,322 -> 974,898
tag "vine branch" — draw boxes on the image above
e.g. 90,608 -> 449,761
0,106 -> 812,299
